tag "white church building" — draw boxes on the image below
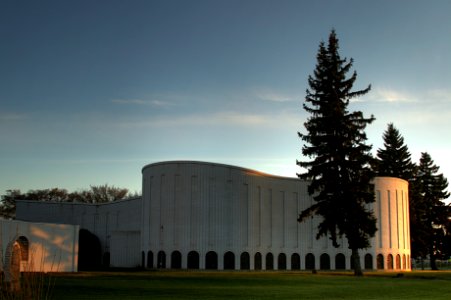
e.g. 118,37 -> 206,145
14,161 -> 411,271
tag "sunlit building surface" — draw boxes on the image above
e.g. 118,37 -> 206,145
15,161 -> 411,271
0,220 -> 78,273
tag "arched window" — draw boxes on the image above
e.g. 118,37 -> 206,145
278,253 -> 287,270
364,254 -> 373,270
254,252 -> 262,270
335,253 -> 346,270
206,251 -> 218,270
291,253 -> 301,270
395,254 -> 401,269
141,251 -> 145,268
147,251 -> 154,268
387,254 -> 393,270
376,254 -> 384,270
240,252 -> 250,270
320,254 -> 330,270
187,251 -> 199,269
402,254 -> 406,270
305,253 -> 315,270
224,252 -> 235,270
157,251 -> 166,269
17,236 -> 29,261
171,251 -> 182,269
266,253 -> 274,270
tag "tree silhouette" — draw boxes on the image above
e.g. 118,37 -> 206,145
297,30 -> 376,276
376,123 -> 415,180
410,152 -> 449,269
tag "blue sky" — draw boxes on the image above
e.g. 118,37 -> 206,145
1,0 -> 450,198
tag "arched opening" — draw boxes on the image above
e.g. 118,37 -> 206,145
103,252 -> 110,268
147,251 -> 154,268
224,251 -> 235,270
141,251 -> 145,268
364,254 -> 373,270
335,253 -> 346,270
305,253 -> 315,270
278,253 -> 287,270
78,229 -> 102,271
240,252 -> 250,270
402,254 -> 406,270
291,253 -> 301,270
254,252 -> 262,270
395,254 -> 401,269
377,254 -> 384,270
387,254 -> 393,270
187,251 -> 200,269
171,251 -> 182,269
17,236 -> 29,261
407,255 -> 410,269
206,251 -> 218,270
157,251 -> 166,268
320,254 -> 330,270
265,253 -> 274,270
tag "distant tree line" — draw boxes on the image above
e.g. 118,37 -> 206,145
0,184 -> 140,220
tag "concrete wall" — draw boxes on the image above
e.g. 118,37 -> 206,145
16,198 -> 142,268
141,161 -> 411,271
15,161 -> 411,271
0,219 -> 78,272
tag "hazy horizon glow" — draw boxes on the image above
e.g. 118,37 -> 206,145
1,1 -> 450,202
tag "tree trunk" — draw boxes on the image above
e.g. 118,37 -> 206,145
351,248 -> 363,276
430,244 -> 438,270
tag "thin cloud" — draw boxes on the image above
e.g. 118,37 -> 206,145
111,98 -> 174,107
359,88 -> 416,103
116,111 -> 299,128
254,89 -> 297,103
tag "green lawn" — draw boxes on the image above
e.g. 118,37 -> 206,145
50,270 -> 451,300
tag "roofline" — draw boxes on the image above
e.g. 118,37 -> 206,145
141,160 -> 301,181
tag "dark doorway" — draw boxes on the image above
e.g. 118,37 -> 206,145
147,251 -> 154,268
365,254 -> 373,269
187,251 -> 200,269
78,229 -> 102,271
224,251 -> 235,270
291,253 -> 301,270
171,251 -> 182,269
206,251 -> 218,270
265,253 -> 274,270
335,253 -> 346,270
278,253 -> 287,270
240,252 -> 250,270
254,252 -> 262,270
305,253 -> 315,270
157,251 -> 166,268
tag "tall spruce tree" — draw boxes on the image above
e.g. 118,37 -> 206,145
297,30 -> 376,276
410,152 -> 449,269
376,123 -> 415,180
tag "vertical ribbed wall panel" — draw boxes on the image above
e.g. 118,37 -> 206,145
138,162 -> 410,271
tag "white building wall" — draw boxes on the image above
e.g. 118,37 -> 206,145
141,161 -> 410,271
16,198 -> 142,269
14,161 -> 410,271
0,220 -> 78,272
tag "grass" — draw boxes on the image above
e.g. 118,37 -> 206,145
50,270 -> 451,300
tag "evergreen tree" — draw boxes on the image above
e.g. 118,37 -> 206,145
297,30 -> 376,276
410,152 -> 449,269
376,123 -> 415,180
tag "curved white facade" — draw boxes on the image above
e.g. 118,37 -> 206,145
141,161 -> 411,271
